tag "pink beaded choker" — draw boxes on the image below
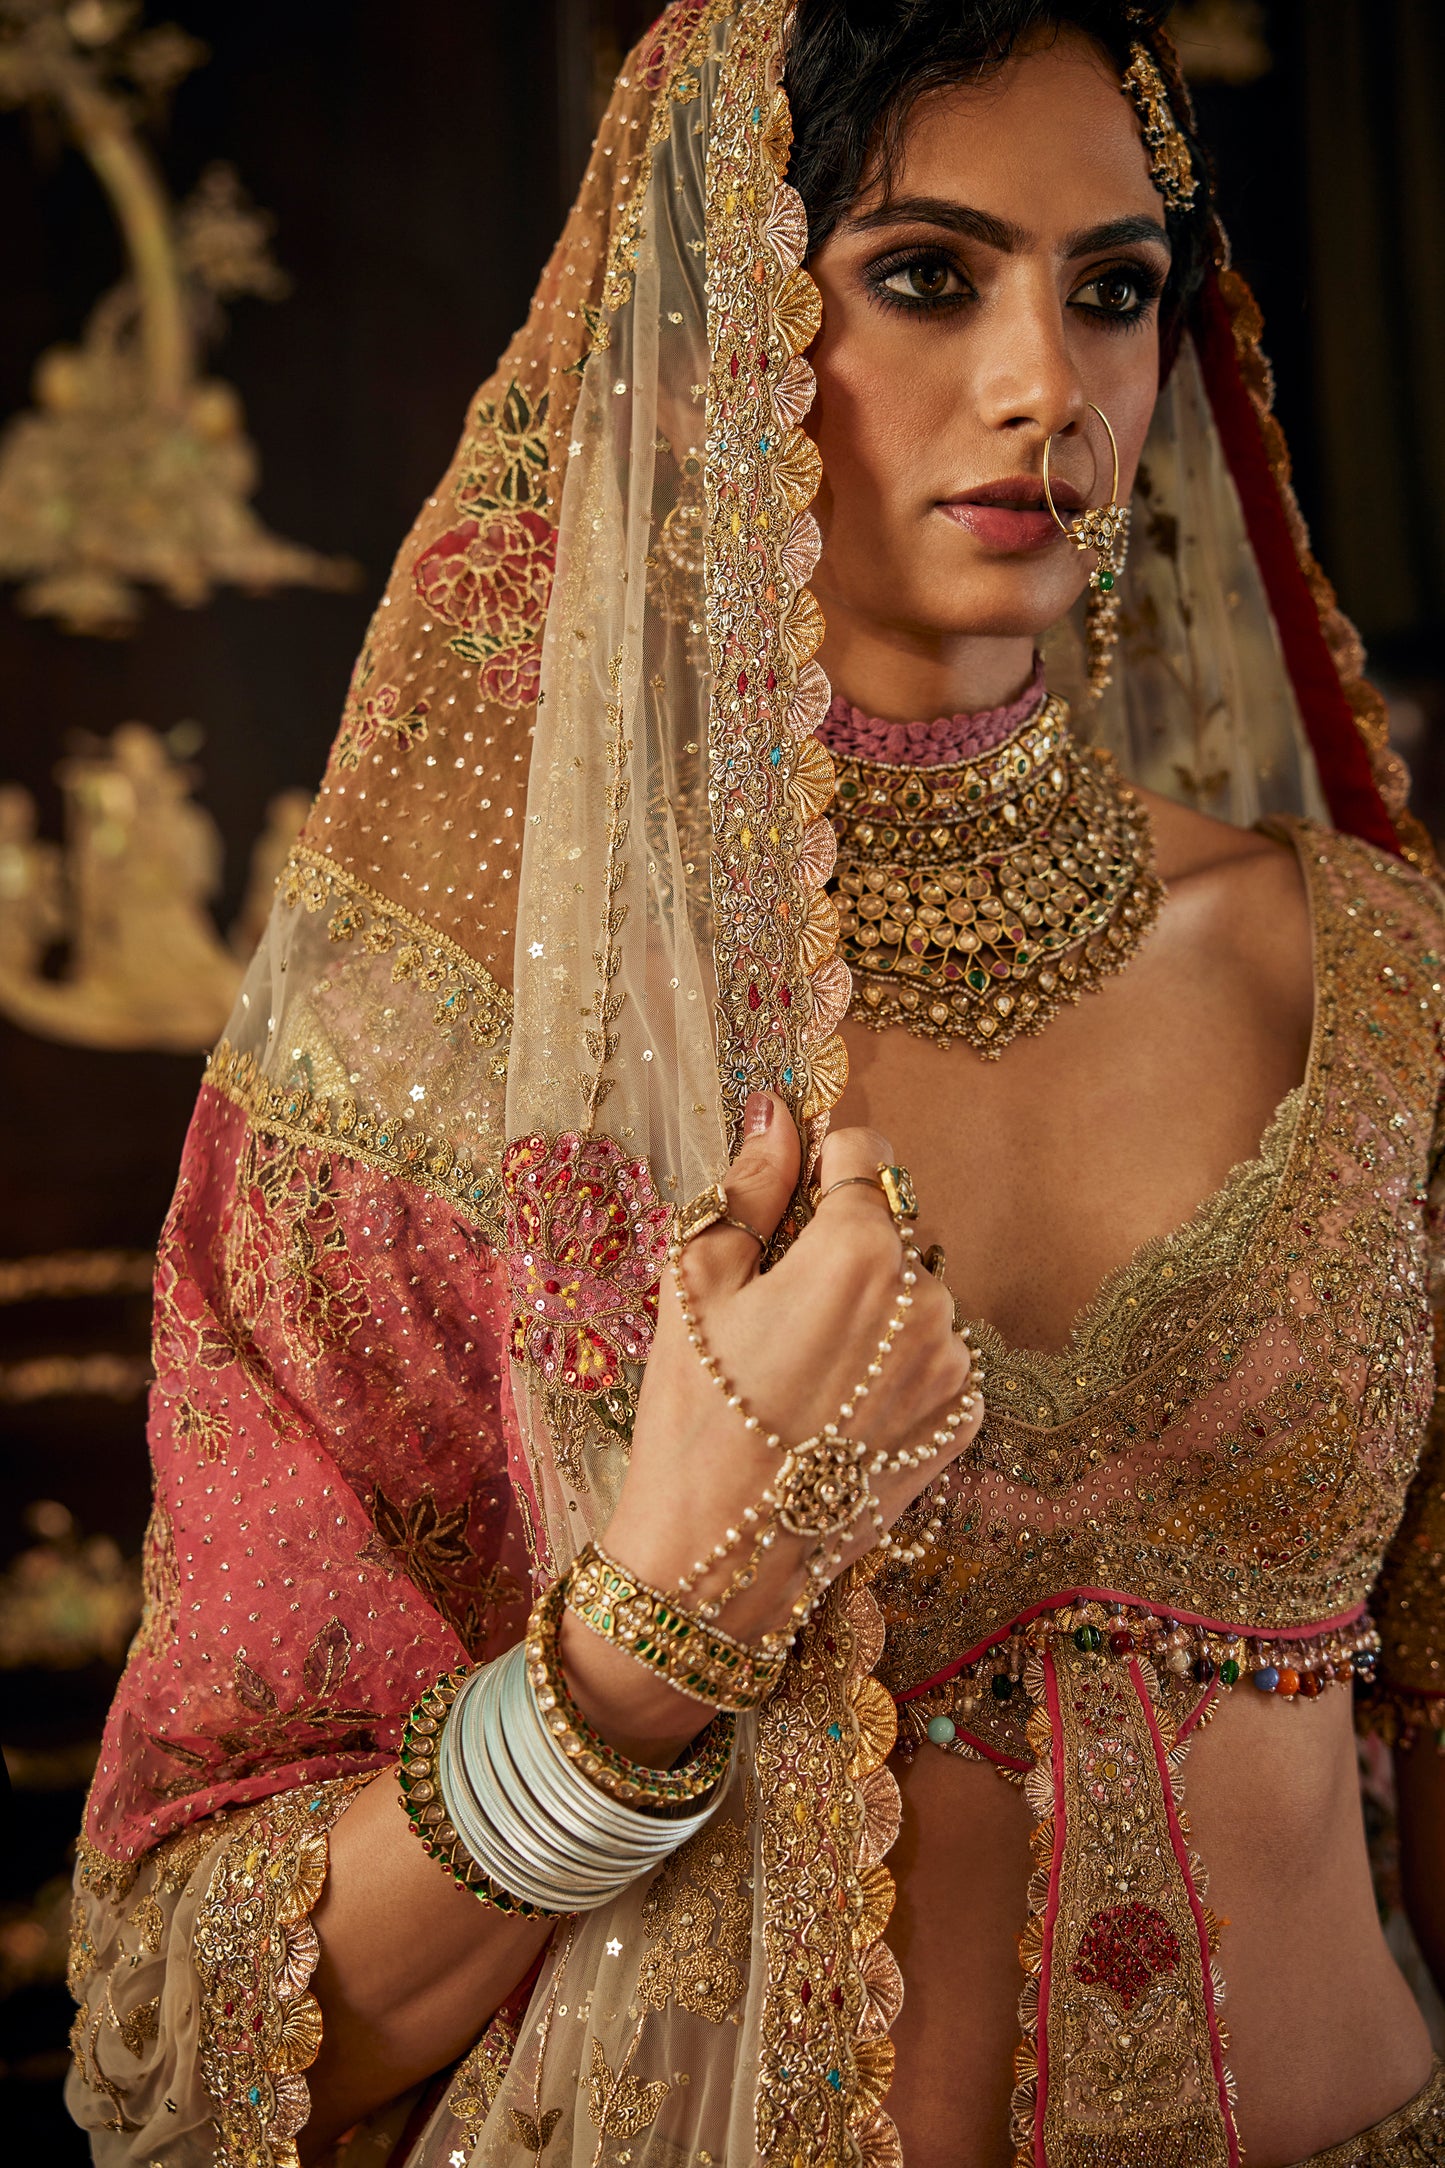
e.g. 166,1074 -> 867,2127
818,656 -> 1047,769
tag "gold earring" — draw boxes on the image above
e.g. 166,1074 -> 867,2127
1043,403 -> 1131,702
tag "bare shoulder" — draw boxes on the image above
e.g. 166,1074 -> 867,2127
1135,787 -> 1312,1003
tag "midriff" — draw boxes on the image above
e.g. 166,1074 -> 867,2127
887,1684 -> 1432,2168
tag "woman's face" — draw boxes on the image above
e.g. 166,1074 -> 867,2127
805,29 -> 1171,646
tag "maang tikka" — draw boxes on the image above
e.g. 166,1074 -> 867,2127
1043,402 -> 1130,701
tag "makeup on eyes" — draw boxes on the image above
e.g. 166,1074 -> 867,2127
859,240 -> 1167,328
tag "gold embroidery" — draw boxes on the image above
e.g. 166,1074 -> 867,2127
637,1813 -> 751,2023
282,845 -> 513,1053
703,0 -> 848,1145
599,9 -> 722,320
877,824 -> 1445,1689
756,1572 -> 903,2166
448,2012 -> 522,2147
586,2033 -> 670,2142
134,1503 -> 179,1661
173,1393 -> 230,1462
1013,1644 -> 1236,2167
114,1994 -> 161,2059
192,1777 -> 368,2168
226,1129 -> 372,1363
580,652 -> 630,1129
207,1040 -> 506,1243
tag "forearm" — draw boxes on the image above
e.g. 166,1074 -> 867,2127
301,1770 -> 555,2160
1394,1738 -> 1445,1997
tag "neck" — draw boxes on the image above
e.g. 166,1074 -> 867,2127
816,615 -> 1037,724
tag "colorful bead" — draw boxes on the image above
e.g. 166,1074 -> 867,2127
1276,1666 -> 1301,1697
1191,1656 -> 1217,1685
1252,1665 -> 1280,1692
991,1673 -> 1015,1702
1074,1625 -> 1103,1653
926,1713 -> 958,1746
1109,1630 -> 1135,1656
1219,1658 -> 1241,1685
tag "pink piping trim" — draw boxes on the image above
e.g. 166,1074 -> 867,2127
893,1588 -> 1367,1702
1034,1650 -> 1066,2168
1130,1655 -> 1242,2165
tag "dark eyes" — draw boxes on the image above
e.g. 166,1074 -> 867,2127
877,256 -> 968,305
865,250 -> 1164,329
1074,268 -> 1149,317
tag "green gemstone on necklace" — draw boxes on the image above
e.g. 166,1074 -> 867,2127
926,1713 -> 957,1745
1098,569 -> 1116,591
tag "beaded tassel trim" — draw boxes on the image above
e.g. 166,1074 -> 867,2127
897,1597 -> 1381,1765
830,694 -> 1165,1056
398,1668 -> 554,1915
1359,1685 -> 1445,1756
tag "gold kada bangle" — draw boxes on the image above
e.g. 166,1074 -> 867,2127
526,1577 -> 736,1809
397,1670 -> 550,1915
565,1541 -> 789,1712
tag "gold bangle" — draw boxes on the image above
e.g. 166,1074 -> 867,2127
565,1541 -> 789,1712
526,1579 -> 736,1809
397,1670 -> 552,1915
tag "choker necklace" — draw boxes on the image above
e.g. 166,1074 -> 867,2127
826,690 -> 1165,1056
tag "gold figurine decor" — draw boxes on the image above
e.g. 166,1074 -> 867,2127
0,0 -> 355,632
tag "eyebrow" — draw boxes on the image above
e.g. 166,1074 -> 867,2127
846,195 -> 1171,259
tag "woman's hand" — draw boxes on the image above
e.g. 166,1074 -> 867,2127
560,1090 -> 982,1756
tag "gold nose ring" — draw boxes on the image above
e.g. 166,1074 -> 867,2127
1041,403 -> 1129,596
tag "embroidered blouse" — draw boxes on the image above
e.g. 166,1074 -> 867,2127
860,814 -> 1445,2163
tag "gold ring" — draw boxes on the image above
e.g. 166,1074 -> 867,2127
876,1163 -> 918,1227
812,1162 -> 919,1231
677,1183 -> 767,1253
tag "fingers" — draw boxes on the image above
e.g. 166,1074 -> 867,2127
685,1091 -> 802,1293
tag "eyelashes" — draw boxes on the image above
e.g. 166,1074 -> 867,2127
862,246 -> 1167,331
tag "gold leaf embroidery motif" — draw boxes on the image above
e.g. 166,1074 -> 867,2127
637,1814 -> 751,2024
586,2036 -> 670,2140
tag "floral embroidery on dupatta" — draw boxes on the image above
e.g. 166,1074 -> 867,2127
500,1131 -> 671,1489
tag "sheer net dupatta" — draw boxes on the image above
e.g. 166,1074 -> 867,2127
436,7 -> 896,2166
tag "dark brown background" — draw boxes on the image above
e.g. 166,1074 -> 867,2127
2,1 -> 1442,2154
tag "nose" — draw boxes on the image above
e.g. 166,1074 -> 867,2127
972,274 -> 1087,449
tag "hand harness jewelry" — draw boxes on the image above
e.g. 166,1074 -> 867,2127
667,1163 -> 975,1630
830,692 -> 1164,1056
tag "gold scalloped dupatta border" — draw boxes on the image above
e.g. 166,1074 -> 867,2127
698,9 -> 902,2161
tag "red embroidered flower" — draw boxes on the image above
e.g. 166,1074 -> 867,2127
501,1133 -> 671,1393
335,670 -> 430,771
412,508 -> 556,711
1072,1902 -> 1181,2010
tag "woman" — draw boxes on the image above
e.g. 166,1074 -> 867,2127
65,4 -> 1445,2165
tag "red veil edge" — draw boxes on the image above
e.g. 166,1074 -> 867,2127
1192,258 -> 1438,874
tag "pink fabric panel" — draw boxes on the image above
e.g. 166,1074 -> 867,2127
86,1085 -> 534,1862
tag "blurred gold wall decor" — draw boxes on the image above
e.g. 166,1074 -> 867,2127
0,721 -> 302,1050
0,0 -> 357,633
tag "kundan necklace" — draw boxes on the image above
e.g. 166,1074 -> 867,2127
821,673 -> 1165,1056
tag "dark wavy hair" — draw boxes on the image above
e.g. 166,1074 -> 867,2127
784,1 -> 1215,355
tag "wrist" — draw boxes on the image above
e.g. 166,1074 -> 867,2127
557,1609 -> 704,1765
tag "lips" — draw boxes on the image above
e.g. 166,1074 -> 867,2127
936,474 -> 1083,553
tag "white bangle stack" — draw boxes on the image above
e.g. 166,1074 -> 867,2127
436,1642 -> 730,1914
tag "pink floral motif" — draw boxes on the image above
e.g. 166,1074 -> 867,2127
1080,1732 -> 1143,1806
335,656 -> 430,771
1072,1901 -> 1181,2010
501,1133 -> 671,1393
412,508 -> 556,711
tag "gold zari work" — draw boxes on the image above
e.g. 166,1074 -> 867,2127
831,695 -> 1164,1053
879,824 -> 1445,1681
